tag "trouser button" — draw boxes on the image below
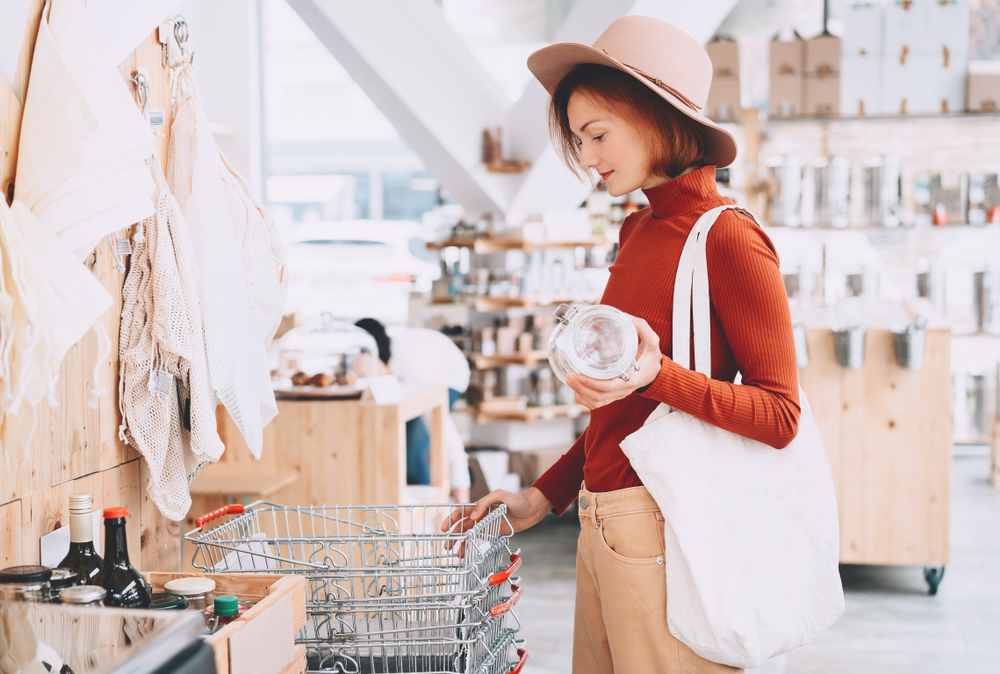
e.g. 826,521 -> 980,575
579,496 -> 589,510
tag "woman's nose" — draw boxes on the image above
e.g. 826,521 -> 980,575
579,144 -> 598,170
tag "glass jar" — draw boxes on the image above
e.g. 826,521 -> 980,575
150,592 -> 189,610
46,568 -> 80,602
164,577 -> 216,611
547,304 -> 638,383
208,595 -> 241,634
0,565 -> 53,602
60,585 -> 106,607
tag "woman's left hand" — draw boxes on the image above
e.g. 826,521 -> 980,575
565,316 -> 663,410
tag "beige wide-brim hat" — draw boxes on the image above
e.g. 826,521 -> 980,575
528,15 -> 738,168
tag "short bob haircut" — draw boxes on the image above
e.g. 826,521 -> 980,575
549,63 -> 710,182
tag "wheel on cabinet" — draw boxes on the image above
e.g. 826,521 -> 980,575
923,566 -> 945,596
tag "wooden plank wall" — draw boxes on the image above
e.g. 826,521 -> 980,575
0,1 -> 179,571
800,328 -> 952,566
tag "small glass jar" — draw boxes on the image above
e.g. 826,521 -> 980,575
0,565 -> 53,602
60,585 -> 106,607
547,304 -> 638,383
208,595 -> 241,634
150,592 -> 189,610
46,568 -> 80,602
164,577 -> 216,611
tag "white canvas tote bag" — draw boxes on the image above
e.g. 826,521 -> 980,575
619,205 -> 844,669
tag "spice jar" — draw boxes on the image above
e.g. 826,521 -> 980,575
208,595 -> 241,634
164,577 -> 216,611
60,585 -> 106,607
0,566 -> 53,602
46,568 -> 80,602
150,592 -> 189,610
547,304 -> 638,383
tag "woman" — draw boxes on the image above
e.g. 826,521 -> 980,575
444,16 -> 801,674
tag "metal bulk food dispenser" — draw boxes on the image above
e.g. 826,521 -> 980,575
548,304 -> 639,383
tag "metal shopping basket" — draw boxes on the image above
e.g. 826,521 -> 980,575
185,502 -> 527,674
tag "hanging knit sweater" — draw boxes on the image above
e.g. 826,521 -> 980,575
533,165 -> 801,515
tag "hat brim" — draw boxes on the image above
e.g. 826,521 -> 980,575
527,43 -> 738,169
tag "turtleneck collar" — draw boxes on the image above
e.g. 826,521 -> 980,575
641,165 -> 720,220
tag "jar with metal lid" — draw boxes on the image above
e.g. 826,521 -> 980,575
45,568 -> 80,602
0,566 -> 53,602
547,304 -> 638,384
164,577 -> 216,611
150,592 -> 189,610
59,585 -> 106,607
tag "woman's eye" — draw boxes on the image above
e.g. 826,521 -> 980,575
592,134 -> 605,142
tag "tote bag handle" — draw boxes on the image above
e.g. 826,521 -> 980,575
671,205 -> 763,377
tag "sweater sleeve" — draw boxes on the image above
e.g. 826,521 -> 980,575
639,211 -> 801,448
532,429 -> 587,515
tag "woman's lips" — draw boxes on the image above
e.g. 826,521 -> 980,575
599,170 -> 614,180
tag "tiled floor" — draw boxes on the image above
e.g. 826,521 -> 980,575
511,456 -> 1000,673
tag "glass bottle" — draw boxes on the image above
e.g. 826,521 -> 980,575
58,493 -> 103,585
93,507 -> 150,608
208,595 -> 240,634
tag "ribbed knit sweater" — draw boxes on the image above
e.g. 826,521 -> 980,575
533,165 -> 801,515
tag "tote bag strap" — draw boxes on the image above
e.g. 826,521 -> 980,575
672,205 -> 763,376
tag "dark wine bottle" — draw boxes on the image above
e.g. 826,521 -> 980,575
93,507 -> 150,608
58,494 -> 103,585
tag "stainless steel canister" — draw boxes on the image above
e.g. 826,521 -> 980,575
863,157 -> 902,227
768,156 -> 804,227
834,327 -> 866,369
974,270 -> 994,331
813,157 -> 851,228
893,325 -> 926,370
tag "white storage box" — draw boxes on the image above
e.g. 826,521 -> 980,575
881,51 -> 931,115
843,1 -> 883,58
841,54 -> 882,116
883,0 -> 927,60
923,0 -> 970,55
925,46 -> 968,114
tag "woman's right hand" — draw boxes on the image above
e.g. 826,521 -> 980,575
441,486 -> 553,536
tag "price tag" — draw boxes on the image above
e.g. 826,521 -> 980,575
116,238 -> 132,256
152,370 -> 174,396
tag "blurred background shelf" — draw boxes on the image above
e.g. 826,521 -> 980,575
428,236 -> 606,253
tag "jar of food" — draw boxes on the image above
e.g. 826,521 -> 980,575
46,568 -> 80,602
0,566 -> 53,602
164,577 -> 216,611
547,304 -> 638,384
208,595 -> 241,634
150,592 -> 189,610
59,585 -> 107,607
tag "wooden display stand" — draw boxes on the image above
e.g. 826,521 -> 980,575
187,386 -> 451,532
800,328 -> 951,592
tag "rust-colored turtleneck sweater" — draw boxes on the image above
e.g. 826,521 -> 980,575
533,165 -> 801,515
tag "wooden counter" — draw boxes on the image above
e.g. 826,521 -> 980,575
800,328 -> 951,570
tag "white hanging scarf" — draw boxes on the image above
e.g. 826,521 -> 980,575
14,0 -> 155,260
167,69 -> 287,458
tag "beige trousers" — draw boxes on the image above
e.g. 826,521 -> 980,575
573,485 -> 743,674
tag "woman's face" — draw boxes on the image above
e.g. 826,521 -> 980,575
567,91 -> 668,196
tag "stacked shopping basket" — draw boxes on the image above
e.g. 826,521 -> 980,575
186,502 -> 527,674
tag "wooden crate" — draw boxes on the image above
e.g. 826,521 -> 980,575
145,573 -> 306,674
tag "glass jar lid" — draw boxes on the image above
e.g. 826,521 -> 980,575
60,585 -> 107,604
49,568 -> 80,589
0,565 -> 52,584
165,577 -> 216,596
548,304 -> 638,383
150,593 -> 189,610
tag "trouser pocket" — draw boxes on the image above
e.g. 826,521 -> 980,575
597,509 -> 665,565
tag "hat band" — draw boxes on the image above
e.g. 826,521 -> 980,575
602,50 -> 702,112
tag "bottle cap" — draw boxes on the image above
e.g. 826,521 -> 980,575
102,507 -> 130,519
214,595 -> 239,616
69,493 -> 93,514
165,577 -> 216,596
150,592 -> 189,610
0,565 -> 53,584
49,568 -> 80,588
60,585 -> 106,604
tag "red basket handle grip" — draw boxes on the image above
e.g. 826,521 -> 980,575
488,553 -> 522,586
489,584 -> 522,617
509,648 -> 528,674
196,504 -> 245,531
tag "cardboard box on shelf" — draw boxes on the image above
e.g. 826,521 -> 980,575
706,77 -> 742,121
805,33 -> 841,78
884,0 -> 927,58
770,36 -> 804,78
925,45 -> 968,114
924,0 -> 970,55
841,54 -> 882,115
804,75 -> 840,116
706,38 -> 739,79
967,61 -> 1000,112
843,1 -> 884,58
769,73 -> 804,117
881,51 -> 930,115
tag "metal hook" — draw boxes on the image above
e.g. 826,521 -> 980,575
173,15 -> 189,55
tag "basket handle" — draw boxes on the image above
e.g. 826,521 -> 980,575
509,648 -> 529,674
195,504 -> 245,531
489,584 -> 522,617
488,553 -> 522,586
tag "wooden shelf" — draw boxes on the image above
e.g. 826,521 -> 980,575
472,350 -> 549,369
190,472 -> 299,499
766,111 -> 1000,125
428,236 -> 607,254
476,403 -> 588,424
474,295 -> 577,311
